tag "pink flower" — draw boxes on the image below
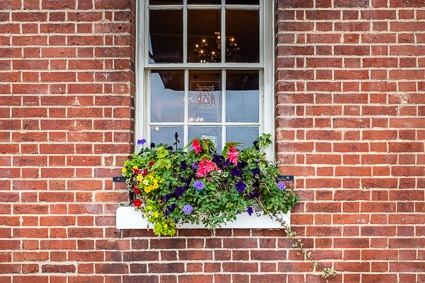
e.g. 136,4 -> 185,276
192,139 -> 202,153
226,146 -> 239,165
196,159 -> 217,177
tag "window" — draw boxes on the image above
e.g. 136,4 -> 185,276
136,0 -> 274,151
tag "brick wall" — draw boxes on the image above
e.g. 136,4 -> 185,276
1,0 -> 424,282
276,0 -> 425,282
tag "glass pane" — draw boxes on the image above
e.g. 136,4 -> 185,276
226,71 -> 259,122
189,71 -> 222,122
188,0 -> 221,3
151,126 -> 184,150
188,10 -> 221,63
150,0 -> 183,4
150,71 -> 184,122
189,126 -> 222,150
149,10 -> 183,63
226,0 -> 259,4
226,127 -> 259,149
226,10 -> 259,63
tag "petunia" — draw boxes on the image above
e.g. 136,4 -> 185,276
231,167 -> 242,177
235,181 -> 246,192
174,186 -> 186,197
246,206 -> 253,216
278,182 -> 286,191
133,199 -> 142,207
193,181 -> 204,191
252,167 -> 260,176
183,204 -> 193,215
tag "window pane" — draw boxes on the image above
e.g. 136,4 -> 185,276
149,10 -> 183,63
226,10 -> 259,63
151,126 -> 184,150
189,126 -> 222,150
226,71 -> 259,122
226,127 -> 259,149
189,71 -> 222,122
150,0 -> 182,4
188,0 -> 221,4
150,71 -> 184,122
188,10 -> 221,63
226,0 -> 259,4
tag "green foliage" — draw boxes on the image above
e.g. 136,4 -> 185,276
122,133 -> 299,236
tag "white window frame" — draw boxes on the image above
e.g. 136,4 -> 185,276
135,1 -> 275,157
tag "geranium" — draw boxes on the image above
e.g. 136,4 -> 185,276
122,133 -> 299,236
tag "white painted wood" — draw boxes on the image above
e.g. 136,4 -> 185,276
116,206 -> 290,230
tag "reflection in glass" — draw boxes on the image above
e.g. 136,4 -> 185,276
226,0 -> 259,4
151,126 -> 184,150
150,0 -> 183,4
150,71 -> 184,122
226,10 -> 259,63
226,71 -> 259,122
189,71 -> 222,122
189,126 -> 222,150
188,0 -> 221,3
188,10 -> 221,63
149,10 -> 183,63
226,127 -> 259,149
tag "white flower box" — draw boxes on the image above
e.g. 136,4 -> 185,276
116,206 -> 290,230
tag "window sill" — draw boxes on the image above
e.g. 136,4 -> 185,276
116,206 -> 290,230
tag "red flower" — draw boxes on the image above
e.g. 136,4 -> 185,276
133,188 -> 140,194
133,199 -> 142,207
192,139 -> 202,153
196,159 -> 218,177
226,146 -> 239,165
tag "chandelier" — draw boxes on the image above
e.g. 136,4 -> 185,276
190,84 -> 216,108
193,32 -> 239,63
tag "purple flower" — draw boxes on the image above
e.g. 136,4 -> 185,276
231,167 -> 242,177
193,181 -> 204,191
192,162 -> 197,170
278,182 -> 286,191
246,206 -> 253,216
180,160 -> 188,169
235,181 -> 246,192
183,204 -> 193,215
137,139 -> 146,145
252,167 -> 260,176
174,186 -> 185,197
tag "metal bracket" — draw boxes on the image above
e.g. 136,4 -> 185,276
112,177 -> 126,182
277,175 -> 294,181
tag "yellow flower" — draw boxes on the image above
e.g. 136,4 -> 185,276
136,174 -> 143,181
143,179 -> 149,185
121,167 -> 126,173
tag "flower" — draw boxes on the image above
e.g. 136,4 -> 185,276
138,139 -> 146,145
193,181 -> 204,191
133,199 -> 142,207
183,204 -> 193,215
192,139 -> 202,153
196,159 -> 217,178
235,180 -> 246,192
122,133 -> 299,236
246,206 -> 253,216
226,146 -> 239,165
